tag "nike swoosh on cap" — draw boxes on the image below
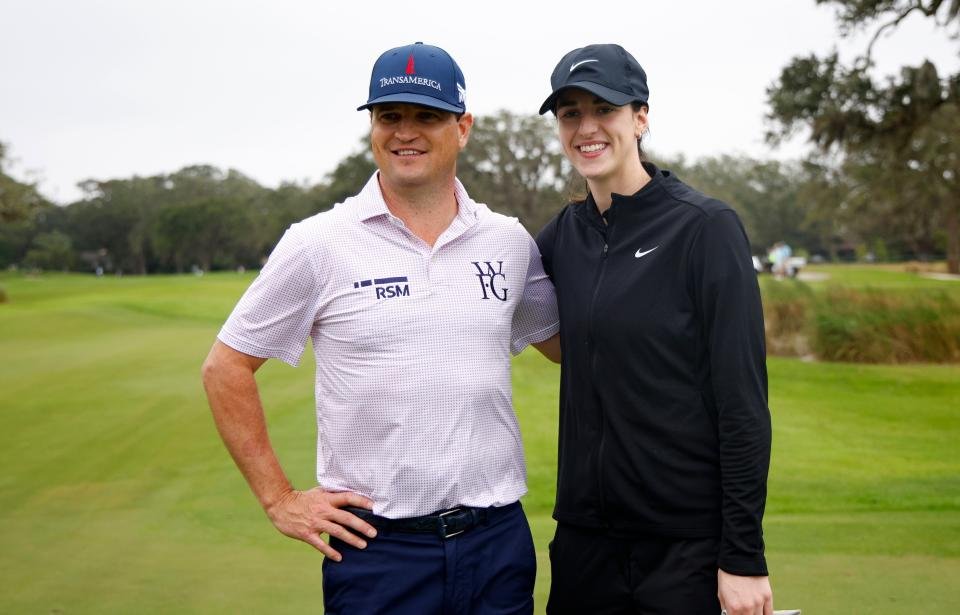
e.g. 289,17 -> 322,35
570,59 -> 598,72
635,246 -> 659,258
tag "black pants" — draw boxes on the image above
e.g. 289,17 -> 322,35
546,523 -> 721,615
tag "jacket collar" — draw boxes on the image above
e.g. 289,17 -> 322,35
575,161 -> 665,227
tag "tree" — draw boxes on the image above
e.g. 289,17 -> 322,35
767,0 -> 960,272
68,177 -> 162,274
676,155 -> 825,254
153,197 -> 257,272
459,110 -> 571,233
794,157 -> 858,260
0,142 -> 48,224
0,142 -> 59,274
66,166 -> 278,273
319,138 -> 377,208
23,231 -> 75,271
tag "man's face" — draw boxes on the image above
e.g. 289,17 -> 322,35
370,103 -> 473,192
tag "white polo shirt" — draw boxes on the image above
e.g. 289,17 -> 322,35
219,173 -> 559,518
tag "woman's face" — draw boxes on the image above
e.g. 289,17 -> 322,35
555,88 -> 647,188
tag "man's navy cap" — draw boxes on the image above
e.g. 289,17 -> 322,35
358,42 -> 466,114
538,44 -> 649,115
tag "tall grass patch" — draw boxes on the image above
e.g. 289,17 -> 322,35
760,273 -> 960,363
813,288 -> 960,363
761,280 -> 814,357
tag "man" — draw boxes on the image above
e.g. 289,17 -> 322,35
201,42 -> 559,614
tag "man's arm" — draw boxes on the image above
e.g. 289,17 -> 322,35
201,340 -> 377,561
532,333 -> 561,363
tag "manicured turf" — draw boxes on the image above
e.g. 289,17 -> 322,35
1,271 -> 958,613
782,262 -> 960,297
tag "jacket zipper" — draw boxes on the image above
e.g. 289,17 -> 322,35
588,223 -> 613,521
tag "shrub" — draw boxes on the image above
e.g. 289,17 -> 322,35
812,288 -> 960,363
761,279 -> 815,357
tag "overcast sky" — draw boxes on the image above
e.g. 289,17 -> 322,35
1,0 -> 957,204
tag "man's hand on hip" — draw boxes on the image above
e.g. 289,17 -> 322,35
265,487 -> 377,562
718,569 -> 773,615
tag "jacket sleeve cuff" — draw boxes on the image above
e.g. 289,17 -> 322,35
718,553 -> 769,577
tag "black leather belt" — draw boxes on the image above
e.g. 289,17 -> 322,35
345,501 -> 519,540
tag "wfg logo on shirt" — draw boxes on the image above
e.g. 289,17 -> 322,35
472,261 -> 508,301
353,276 -> 410,299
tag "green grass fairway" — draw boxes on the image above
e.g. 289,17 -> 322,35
784,262 -> 960,297
2,271 -> 959,613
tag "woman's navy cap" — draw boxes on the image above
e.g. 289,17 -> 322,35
538,44 -> 649,115
358,42 -> 466,114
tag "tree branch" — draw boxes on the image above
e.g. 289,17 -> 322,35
864,1 -> 925,66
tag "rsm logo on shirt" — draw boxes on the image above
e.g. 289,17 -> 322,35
353,276 -> 410,299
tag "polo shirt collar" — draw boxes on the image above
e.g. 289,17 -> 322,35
354,172 -> 480,226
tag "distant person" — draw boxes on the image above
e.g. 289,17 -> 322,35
202,42 -> 560,614
770,241 -> 792,279
535,44 -> 773,615
781,242 -> 793,277
768,243 -> 781,276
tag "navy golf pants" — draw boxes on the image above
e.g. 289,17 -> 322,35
322,502 -> 536,615
546,523 -> 721,615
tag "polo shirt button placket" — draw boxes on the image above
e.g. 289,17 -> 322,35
424,255 -> 433,295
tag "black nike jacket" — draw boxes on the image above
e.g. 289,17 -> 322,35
536,162 -> 771,576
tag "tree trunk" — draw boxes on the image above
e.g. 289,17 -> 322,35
946,207 -> 959,275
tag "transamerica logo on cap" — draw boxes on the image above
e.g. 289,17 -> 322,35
378,53 -> 442,92
379,75 -> 442,91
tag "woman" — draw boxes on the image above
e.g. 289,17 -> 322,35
536,44 -> 774,615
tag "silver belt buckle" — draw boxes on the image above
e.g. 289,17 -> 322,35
439,508 -> 466,539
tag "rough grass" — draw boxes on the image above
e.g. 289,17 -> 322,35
761,279 -> 815,357
813,288 -> 960,362
759,265 -> 960,362
1,271 -> 958,613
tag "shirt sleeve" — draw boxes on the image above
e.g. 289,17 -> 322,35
535,213 -> 560,281
690,208 -> 771,576
511,227 -> 560,355
217,225 -> 320,367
